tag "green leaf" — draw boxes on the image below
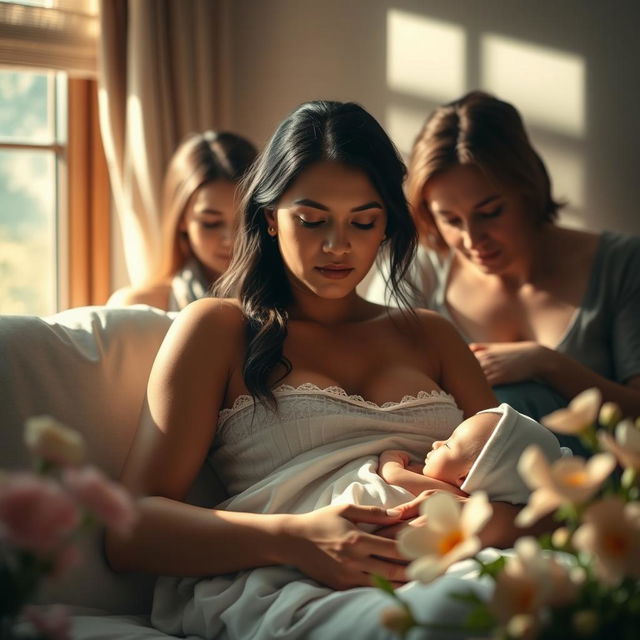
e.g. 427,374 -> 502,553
450,589 -> 486,605
371,574 -> 396,596
463,604 -> 496,631
475,556 -> 506,579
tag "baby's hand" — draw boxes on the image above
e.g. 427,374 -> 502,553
379,449 -> 410,469
379,450 -> 412,483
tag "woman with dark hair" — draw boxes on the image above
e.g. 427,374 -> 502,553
109,131 -> 257,310
106,100 -> 520,639
368,91 -> 640,431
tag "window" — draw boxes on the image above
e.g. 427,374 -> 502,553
0,68 -> 66,314
0,0 -> 107,315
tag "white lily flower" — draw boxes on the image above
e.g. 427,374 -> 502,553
598,419 -> 640,470
573,497 -> 640,586
24,416 -> 86,467
491,537 -> 579,631
397,492 -> 492,583
516,445 -> 616,527
541,388 -> 601,434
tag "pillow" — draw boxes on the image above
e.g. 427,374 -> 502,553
1,306 -> 170,613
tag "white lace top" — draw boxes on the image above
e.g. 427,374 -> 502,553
210,383 -> 463,497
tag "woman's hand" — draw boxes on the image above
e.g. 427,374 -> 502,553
469,341 -> 550,385
375,489 -> 467,539
394,489 -> 468,518
281,504 -> 409,590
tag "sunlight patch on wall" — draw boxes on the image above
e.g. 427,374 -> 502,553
385,103 -> 429,157
481,34 -> 585,137
387,10 -> 466,102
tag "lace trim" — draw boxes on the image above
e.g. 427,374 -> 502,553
218,382 -> 455,423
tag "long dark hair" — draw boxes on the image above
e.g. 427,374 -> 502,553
215,101 -> 417,407
407,91 -> 563,250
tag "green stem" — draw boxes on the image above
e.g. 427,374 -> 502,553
579,425 -> 600,454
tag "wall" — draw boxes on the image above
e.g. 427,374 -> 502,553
225,0 -> 640,235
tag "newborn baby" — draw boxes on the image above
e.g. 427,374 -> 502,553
380,403 -> 563,504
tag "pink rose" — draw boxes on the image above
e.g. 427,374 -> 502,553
0,473 -> 79,553
23,604 -> 71,640
62,466 -> 137,535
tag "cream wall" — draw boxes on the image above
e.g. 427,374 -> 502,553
111,0 -> 640,289
224,0 -> 640,235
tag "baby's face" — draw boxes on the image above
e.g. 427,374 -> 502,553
423,413 -> 498,486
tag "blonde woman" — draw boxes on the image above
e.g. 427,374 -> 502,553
109,131 -> 257,310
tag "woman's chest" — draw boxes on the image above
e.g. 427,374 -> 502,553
446,277 -> 583,347
279,321 -> 440,404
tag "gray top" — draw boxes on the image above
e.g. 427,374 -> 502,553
362,231 -> 640,384
167,258 -> 210,312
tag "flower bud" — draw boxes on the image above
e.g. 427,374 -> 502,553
569,566 -> 587,586
551,527 -> 571,549
598,402 -> 622,430
621,467 -> 638,490
380,606 -> 414,635
506,614 -> 536,639
572,610 -> 599,637
25,416 -> 85,467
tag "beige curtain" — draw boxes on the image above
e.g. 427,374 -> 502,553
98,0 -> 224,284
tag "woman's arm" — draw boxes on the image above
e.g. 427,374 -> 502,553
379,450 -> 466,497
106,297 -> 248,573
105,298 -> 408,588
470,341 -> 640,418
538,351 -> 640,418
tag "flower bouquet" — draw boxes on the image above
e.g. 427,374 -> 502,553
377,389 -> 640,639
0,417 -> 136,640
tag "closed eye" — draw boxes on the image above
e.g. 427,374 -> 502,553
352,221 -> 375,230
201,221 -> 224,230
479,206 -> 503,219
440,216 -> 462,228
296,216 -> 324,228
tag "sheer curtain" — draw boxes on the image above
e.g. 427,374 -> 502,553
98,0 -> 225,285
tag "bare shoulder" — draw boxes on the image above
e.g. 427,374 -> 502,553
372,304 -> 461,345
412,307 -> 462,343
167,298 -> 245,346
149,298 -> 246,395
107,283 -> 171,309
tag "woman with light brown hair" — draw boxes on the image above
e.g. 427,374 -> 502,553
109,131 -> 257,311
366,90 -> 640,435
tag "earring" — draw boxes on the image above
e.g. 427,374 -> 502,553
268,226 -> 277,237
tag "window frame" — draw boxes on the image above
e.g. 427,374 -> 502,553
67,76 -> 110,308
0,0 -> 109,312
0,73 -> 109,311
